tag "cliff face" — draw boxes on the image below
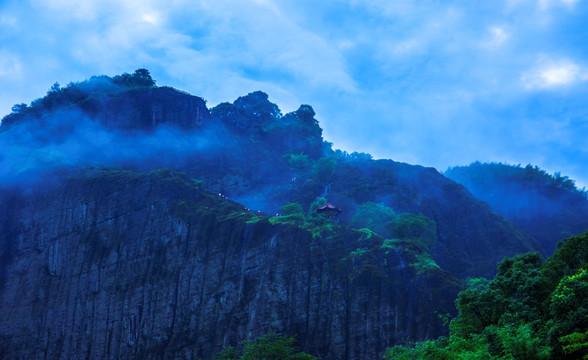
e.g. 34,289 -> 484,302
0,170 -> 460,360
0,73 -> 547,359
79,87 -> 210,130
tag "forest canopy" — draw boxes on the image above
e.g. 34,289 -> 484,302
385,231 -> 588,360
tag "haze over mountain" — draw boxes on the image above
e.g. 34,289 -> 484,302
2,0 -> 588,190
3,0 -> 588,357
2,71 -> 577,359
445,162 -> 588,255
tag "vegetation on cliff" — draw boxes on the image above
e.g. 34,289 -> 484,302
0,70 -> 543,285
1,70 -> 585,359
2,69 -> 156,130
445,162 -> 588,255
212,333 -> 315,360
385,231 -> 588,359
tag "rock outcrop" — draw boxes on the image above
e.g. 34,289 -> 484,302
0,72 -> 547,359
79,87 -> 210,130
0,169 -> 461,359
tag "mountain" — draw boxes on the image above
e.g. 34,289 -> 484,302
445,162 -> 588,255
0,168 -> 462,359
0,70 -> 544,359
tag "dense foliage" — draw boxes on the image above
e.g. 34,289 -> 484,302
385,231 -> 588,359
446,162 -> 586,195
445,162 -> 588,255
212,333 -> 315,360
2,69 -> 156,130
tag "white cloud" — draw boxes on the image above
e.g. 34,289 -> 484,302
0,52 -> 22,78
522,59 -> 588,89
485,26 -> 509,48
2,0 -> 588,188
390,39 -> 422,56
538,0 -> 580,10
140,12 -> 163,26
556,0 -> 579,6
0,14 -> 17,27
187,1 -> 356,91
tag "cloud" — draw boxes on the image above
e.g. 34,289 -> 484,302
538,0 -> 580,10
2,0 -> 588,189
522,59 -> 588,89
485,26 -> 509,48
0,52 -> 22,78
0,14 -> 17,27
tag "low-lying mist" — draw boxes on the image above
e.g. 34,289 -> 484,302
0,108 -> 227,188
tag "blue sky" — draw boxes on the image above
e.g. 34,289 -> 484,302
1,0 -> 588,187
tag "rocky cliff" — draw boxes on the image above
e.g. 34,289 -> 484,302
78,86 -> 210,131
0,169 -> 461,359
0,71 -> 549,359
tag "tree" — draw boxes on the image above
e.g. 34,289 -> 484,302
112,69 -> 156,88
213,346 -> 240,360
132,68 -> 155,86
547,268 -> 588,356
11,103 -> 28,114
213,333 -> 315,360
48,82 -> 60,94
351,202 -> 396,237
559,329 -> 588,359
295,105 -> 316,124
281,202 -> 304,216
383,231 -> 588,359
287,153 -> 310,174
391,213 -> 437,247
313,157 -> 336,184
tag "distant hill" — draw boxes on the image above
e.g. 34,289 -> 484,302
445,162 -> 588,255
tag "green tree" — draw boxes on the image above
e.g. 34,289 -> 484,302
547,268 -> 588,355
287,153 -> 310,174
309,197 -> 327,213
213,333 -> 315,360
313,157 -> 336,184
213,346 -> 240,360
281,202 -> 304,216
351,202 -> 396,237
132,68 -> 156,87
270,202 -> 305,225
382,231 -> 588,360
560,328 -> 588,359
391,213 -> 437,247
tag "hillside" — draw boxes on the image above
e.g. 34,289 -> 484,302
0,70 -> 550,359
445,162 -> 588,255
385,230 -> 588,359
0,168 -> 461,359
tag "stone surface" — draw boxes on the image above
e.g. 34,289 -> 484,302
81,87 -> 210,130
0,170 -> 461,359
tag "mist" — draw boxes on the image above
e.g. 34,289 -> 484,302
0,107 -> 229,189
444,162 -> 588,254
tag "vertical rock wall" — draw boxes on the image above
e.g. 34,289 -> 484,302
0,170 -> 460,359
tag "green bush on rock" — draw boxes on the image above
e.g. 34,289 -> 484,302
213,333 -> 316,360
